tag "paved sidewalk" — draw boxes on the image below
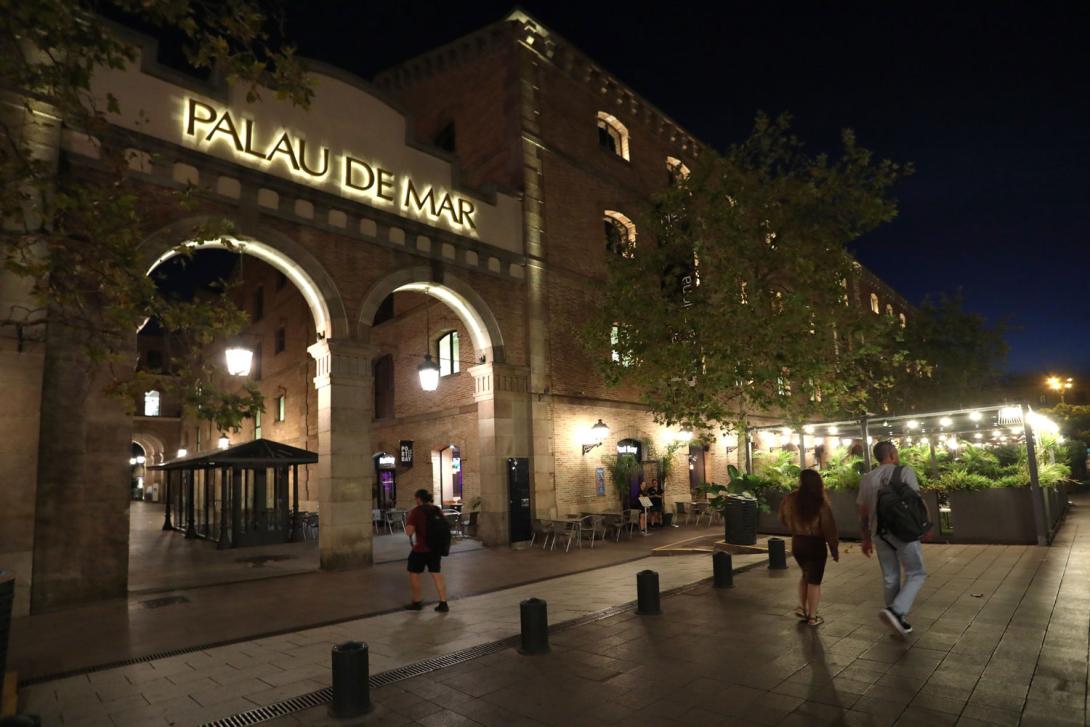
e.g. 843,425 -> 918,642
272,496 -> 1089,727
13,523 -> 696,681
18,551 -> 763,726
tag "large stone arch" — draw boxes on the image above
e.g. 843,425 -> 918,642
357,266 -> 507,363
140,216 -> 350,340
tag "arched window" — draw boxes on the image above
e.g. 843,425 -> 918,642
596,112 -> 630,160
885,303 -> 893,317
899,313 -> 907,329
437,330 -> 460,376
604,211 -> 636,257
666,156 -> 691,185
144,390 -> 160,417
870,293 -> 880,314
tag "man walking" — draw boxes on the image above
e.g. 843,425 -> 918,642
858,440 -> 929,638
404,488 -> 449,612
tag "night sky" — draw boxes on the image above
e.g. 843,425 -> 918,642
193,3 -> 1090,374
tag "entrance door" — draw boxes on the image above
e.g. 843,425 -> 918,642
507,457 -> 531,543
617,438 -> 643,508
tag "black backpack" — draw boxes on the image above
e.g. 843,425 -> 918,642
424,505 -> 452,556
876,465 -> 932,545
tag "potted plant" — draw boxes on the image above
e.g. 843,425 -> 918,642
698,465 -> 766,545
603,453 -> 642,511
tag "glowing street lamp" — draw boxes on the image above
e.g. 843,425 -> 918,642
1046,375 -> 1074,404
417,287 -> 440,392
583,419 -> 610,455
218,435 -> 230,450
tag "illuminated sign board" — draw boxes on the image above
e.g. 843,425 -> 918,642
184,99 -> 477,232
617,444 -> 639,455
376,453 -> 396,469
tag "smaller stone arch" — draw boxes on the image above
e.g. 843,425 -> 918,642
357,266 -> 507,363
140,216 -> 351,340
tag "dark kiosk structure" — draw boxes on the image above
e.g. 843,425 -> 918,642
152,439 -> 317,548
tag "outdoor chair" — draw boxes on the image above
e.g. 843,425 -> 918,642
675,502 -> 688,525
605,514 -> 625,542
384,509 -> 405,534
586,515 -> 607,548
623,508 -> 641,537
302,512 -> 319,543
372,508 -> 383,531
530,519 -> 553,549
463,510 -> 479,538
552,520 -> 579,552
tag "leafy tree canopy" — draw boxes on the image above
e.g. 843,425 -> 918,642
0,0 -> 312,432
585,113 -> 919,434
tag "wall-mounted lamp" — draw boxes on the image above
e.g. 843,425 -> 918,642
675,429 -> 694,444
176,448 -> 188,458
218,435 -> 230,450
582,419 -> 609,455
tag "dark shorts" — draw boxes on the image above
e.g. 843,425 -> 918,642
407,550 -> 442,573
791,535 -> 828,585
650,498 -> 664,512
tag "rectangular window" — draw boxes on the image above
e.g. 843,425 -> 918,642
438,331 -> 459,377
143,390 -> 160,417
252,286 -> 264,322
276,395 -> 286,422
275,325 -> 286,354
254,410 -> 262,439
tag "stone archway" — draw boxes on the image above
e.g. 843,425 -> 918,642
357,267 -> 529,546
141,217 -> 378,570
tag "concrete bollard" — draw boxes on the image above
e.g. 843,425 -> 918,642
636,569 -> 662,615
330,641 -> 371,718
768,538 -> 789,570
519,598 -> 550,655
713,551 -> 734,588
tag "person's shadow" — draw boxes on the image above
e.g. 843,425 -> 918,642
795,621 -> 845,718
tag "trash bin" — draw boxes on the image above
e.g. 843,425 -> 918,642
723,495 -> 758,545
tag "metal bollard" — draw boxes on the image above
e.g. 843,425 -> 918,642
519,598 -> 550,655
767,538 -> 788,570
636,569 -> 662,615
329,641 -> 372,718
713,551 -> 734,588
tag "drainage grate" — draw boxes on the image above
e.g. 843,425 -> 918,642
139,595 -> 191,609
198,575 -> 737,727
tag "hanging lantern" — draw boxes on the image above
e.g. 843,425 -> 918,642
225,344 -> 253,376
418,354 -> 440,392
218,435 -> 230,450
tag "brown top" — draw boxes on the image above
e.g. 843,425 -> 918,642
779,492 -> 839,559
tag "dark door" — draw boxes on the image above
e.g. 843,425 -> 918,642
507,457 -> 532,543
689,444 -> 706,493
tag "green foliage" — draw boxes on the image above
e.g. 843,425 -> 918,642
821,456 -> 864,490
955,444 -> 1002,478
0,1 -> 312,429
602,453 -> 641,508
644,438 -> 685,487
938,470 -> 995,491
1036,462 -> 1071,487
889,293 -> 1008,411
753,449 -> 800,489
699,464 -> 779,513
582,113 -> 916,432
992,444 -> 1023,468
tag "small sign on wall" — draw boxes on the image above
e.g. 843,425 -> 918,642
399,440 -> 414,467
595,467 -> 606,497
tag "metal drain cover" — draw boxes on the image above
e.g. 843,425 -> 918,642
140,595 -> 190,609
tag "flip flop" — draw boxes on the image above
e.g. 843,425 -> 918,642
794,607 -> 807,620
807,615 -> 824,627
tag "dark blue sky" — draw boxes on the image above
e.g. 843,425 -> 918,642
287,2 -> 1089,374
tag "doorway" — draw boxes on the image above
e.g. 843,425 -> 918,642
437,444 -> 463,508
689,444 -> 706,493
616,438 -> 643,508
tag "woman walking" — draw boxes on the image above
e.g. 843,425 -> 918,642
779,469 -> 839,626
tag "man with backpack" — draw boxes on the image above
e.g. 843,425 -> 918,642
404,488 -> 451,612
858,440 -> 931,638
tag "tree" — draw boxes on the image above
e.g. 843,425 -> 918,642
891,292 -> 1008,411
0,0 -> 312,432
584,113 -> 917,435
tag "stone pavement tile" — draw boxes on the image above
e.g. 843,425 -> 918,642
891,705 -> 959,726
736,691 -> 804,725
416,708 -> 488,727
966,683 -> 1027,713
907,690 -> 966,716
1019,699 -> 1085,727
958,703 -> 1021,727
242,678 -> 327,708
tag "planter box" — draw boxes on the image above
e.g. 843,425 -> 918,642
945,488 -> 1038,544
757,491 -> 790,535
827,490 -> 862,539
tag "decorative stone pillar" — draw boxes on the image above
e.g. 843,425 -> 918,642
308,338 -> 376,569
471,362 -> 532,546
